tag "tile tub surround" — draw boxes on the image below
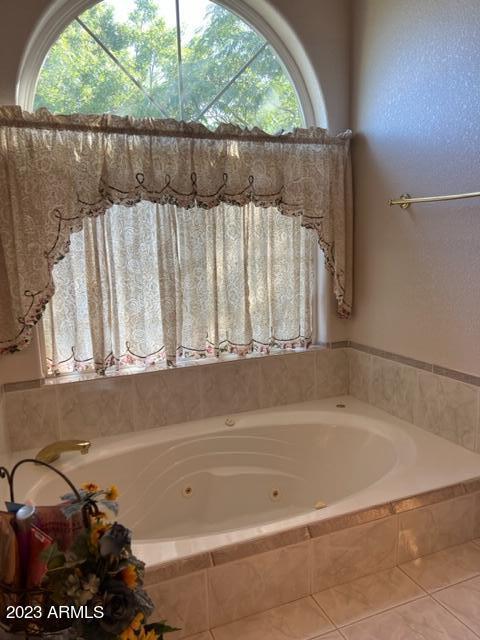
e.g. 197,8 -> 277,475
3,347 -> 348,452
347,345 -> 480,452
5,338 -> 479,455
144,483 -> 480,634
173,541 -> 480,640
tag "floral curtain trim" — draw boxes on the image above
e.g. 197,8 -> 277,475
47,335 -> 312,376
0,107 -> 353,355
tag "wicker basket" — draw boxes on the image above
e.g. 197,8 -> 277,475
0,459 -> 90,637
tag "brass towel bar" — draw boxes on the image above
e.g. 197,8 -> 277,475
388,191 -> 480,209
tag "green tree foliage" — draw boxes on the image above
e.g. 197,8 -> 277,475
34,0 -> 302,133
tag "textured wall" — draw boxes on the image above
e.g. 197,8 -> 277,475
350,0 -> 480,376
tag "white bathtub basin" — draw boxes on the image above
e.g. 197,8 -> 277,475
5,396 -> 480,565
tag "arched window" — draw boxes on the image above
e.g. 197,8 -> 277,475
33,0 -> 317,375
34,0 -> 304,133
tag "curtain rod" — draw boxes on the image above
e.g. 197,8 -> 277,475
0,117 -> 349,146
388,191 -> 480,208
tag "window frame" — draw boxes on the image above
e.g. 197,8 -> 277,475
16,0 -> 327,376
17,0 -> 325,128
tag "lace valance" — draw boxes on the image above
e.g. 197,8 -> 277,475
0,106 -> 353,355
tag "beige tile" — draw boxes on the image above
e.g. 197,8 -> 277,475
370,356 -> 416,422
474,493 -> 480,539
391,483 -> 465,513
432,365 -> 480,387
464,477 -> 480,493
145,553 -> 212,585
5,386 -> 59,451
201,359 -> 260,417
348,349 -> 371,402
313,568 -> 424,627
397,494 -> 475,563
311,516 -> 397,592
258,352 -> 316,408
212,597 -> 333,640
400,542 -> 480,592
183,633 -> 213,640
308,504 -> 392,538
414,371 -> 477,450
57,376 -> 134,439
315,349 -> 348,398
341,597 -> 478,640
312,634 -> 343,639
212,527 -> 310,565
208,542 -> 309,627
434,575 -> 480,635
147,571 -> 208,640
134,366 -> 202,430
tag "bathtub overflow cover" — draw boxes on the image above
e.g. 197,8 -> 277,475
182,486 -> 193,498
225,417 -> 235,427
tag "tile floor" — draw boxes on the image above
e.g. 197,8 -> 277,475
183,540 -> 480,639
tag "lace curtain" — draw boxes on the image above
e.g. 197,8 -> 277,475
0,107 -> 352,356
44,201 -> 315,374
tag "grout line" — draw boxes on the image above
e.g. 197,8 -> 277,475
307,538 -> 313,595
367,353 -> 376,406
334,593 -> 429,631
430,572 -> 480,596
396,565 -> 429,594
209,594 -> 316,635
430,592 -> 480,638
394,512 -> 400,566
53,384 -> 62,440
204,568 -> 210,634
207,544 -> 480,639
302,595 -> 338,640
334,593 -> 480,640
475,387 -> 480,453
310,593 -> 338,631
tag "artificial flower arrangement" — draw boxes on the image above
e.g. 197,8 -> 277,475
41,483 -> 176,640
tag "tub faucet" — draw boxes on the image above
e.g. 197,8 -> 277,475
35,439 -> 92,464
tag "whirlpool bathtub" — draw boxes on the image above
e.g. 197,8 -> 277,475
8,396 -> 480,566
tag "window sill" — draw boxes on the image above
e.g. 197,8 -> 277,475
4,345 -> 333,392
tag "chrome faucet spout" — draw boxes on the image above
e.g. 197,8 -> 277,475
35,439 -> 92,464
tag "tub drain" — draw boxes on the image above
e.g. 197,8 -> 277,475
182,485 -> 193,498
270,488 -> 280,501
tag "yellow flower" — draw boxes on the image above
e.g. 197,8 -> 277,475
120,564 -> 138,588
120,628 -> 136,640
81,482 -> 100,493
120,612 -> 144,640
105,484 -> 120,501
137,627 -> 159,640
90,522 -> 109,546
